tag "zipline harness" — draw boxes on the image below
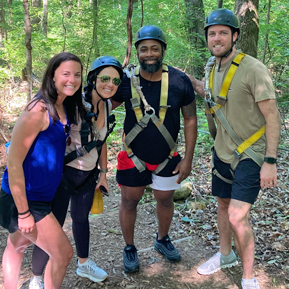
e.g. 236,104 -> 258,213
123,64 -> 176,174
60,97 -> 116,194
204,52 -> 266,183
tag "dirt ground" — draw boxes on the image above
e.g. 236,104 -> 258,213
0,169 -> 288,289
0,100 -> 288,288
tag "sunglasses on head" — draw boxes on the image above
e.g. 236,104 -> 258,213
97,75 -> 122,86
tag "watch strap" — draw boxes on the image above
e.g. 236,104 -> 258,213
264,157 -> 277,164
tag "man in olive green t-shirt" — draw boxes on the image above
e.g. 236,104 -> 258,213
187,8 -> 280,289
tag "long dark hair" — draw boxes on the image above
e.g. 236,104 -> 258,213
28,52 -> 84,124
84,66 -> 104,104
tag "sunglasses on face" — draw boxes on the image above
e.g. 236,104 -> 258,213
97,75 -> 122,86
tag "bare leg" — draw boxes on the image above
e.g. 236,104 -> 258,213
228,199 -> 254,279
2,231 -> 31,289
25,213 -> 73,289
153,189 -> 174,239
217,197 -> 233,256
119,186 -> 145,245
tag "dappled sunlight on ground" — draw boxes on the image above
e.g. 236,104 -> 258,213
173,263 -> 239,288
142,262 -> 167,277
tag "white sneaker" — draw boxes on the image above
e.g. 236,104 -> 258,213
197,251 -> 238,275
76,259 -> 108,282
29,276 -> 44,289
242,278 -> 261,289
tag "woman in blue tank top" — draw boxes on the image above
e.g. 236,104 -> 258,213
0,52 -> 83,289
29,56 -> 123,288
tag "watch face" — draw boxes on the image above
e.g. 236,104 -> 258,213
264,157 -> 277,164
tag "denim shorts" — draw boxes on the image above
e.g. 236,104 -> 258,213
0,189 -> 51,234
212,151 -> 261,204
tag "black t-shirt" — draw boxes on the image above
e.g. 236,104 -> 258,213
113,66 -> 195,164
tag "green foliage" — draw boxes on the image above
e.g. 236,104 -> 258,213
0,0 -> 288,125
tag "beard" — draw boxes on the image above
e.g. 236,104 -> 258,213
209,41 -> 234,58
139,57 -> 163,74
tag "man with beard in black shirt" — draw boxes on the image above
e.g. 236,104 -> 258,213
112,25 -> 197,273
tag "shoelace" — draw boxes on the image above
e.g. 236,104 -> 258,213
85,260 -> 99,271
159,237 -> 174,250
125,248 -> 137,261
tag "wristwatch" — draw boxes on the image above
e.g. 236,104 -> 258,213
264,157 -> 277,164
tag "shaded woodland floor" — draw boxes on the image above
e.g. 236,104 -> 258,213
0,96 -> 288,288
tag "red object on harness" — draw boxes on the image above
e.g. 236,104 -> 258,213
117,150 -> 178,171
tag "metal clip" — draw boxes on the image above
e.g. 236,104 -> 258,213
137,120 -> 147,130
144,107 -> 155,116
76,146 -> 88,158
233,149 -> 242,159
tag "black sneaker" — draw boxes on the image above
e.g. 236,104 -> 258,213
154,233 -> 181,263
123,245 -> 140,273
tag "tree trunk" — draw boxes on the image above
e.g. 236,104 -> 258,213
235,0 -> 259,58
140,0 -> 143,27
183,0 -> 206,78
0,0 -> 7,43
86,0 -> 98,74
32,0 -> 41,7
122,0 -> 133,68
218,0 -> 223,8
23,0 -> 32,102
7,0 -> 13,25
42,0 -> 48,37
262,0 -> 271,64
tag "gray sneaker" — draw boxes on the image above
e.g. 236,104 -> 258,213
197,251 -> 238,275
76,259 -> 108,282
242,278 -> 260,289
29,276 -> 44,289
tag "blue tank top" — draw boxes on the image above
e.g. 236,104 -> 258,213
1,113 -> 68,202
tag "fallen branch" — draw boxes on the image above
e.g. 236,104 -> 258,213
0,129 -> 8,142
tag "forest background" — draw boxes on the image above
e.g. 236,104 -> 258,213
0,0 -> 288,100
0,1 -> 289,288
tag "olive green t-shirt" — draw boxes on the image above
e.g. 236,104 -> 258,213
213,50 -> 276,164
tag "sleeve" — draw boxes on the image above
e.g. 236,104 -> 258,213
245,59 -> 276,103
180,73 -> 196,107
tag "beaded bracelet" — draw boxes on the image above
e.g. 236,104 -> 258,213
18,213 -> 31,219
100,168 -> 108,174
18,209 -> 30,216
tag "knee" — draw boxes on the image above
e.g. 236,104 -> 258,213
228,209 -> 247,230
121,198 -> 140,211
218,198 -> 230,211
52,244 -> 73,267
156,196 -> 174,208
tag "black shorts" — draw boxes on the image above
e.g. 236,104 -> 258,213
212,151 -> 261,204
116,151 -> 182,187
0,189 -> 52,234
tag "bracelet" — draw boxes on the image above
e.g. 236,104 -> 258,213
18,209 -> 30,216
100,168 -> 108,174
18,213 -> 31,219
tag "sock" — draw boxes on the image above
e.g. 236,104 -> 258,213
220,250 -> 233,257
78,259 -> 89,266
242,278 -> 257,284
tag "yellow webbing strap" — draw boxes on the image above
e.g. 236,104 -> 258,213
218,52 -> 245,103
130,64 -> 169,123
207,52 -> 265,168
159,64 -> 169,123
130,67 -> 142,122
209,52 -> 246,105
236,125 -> 266,156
